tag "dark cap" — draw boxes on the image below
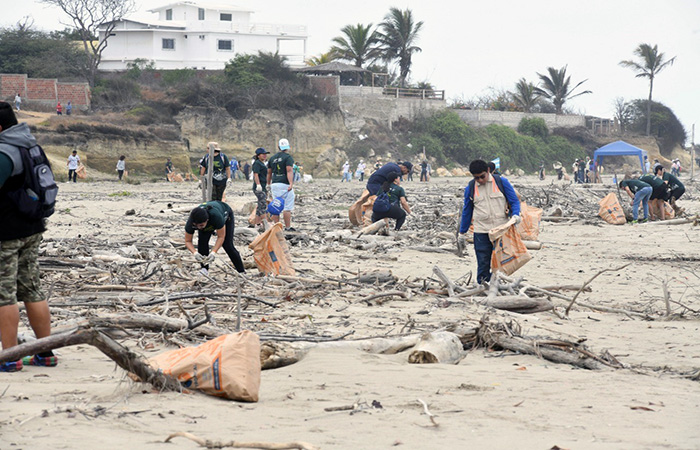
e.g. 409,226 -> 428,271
255,147 -> 269,155
401,161 -> 413,172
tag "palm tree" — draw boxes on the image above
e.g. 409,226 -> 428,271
305,51 -> 337,66
533,66 -> 591,114
330,23 -> 381,68
511,78 -> 540,112
619,43 -> 676,136
378,8 -> 424,88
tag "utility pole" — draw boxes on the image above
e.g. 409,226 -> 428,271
201,142 -> 214,202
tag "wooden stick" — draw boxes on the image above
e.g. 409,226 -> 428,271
565,263 -> 631,316
359,290 -> 407,304
641,216 -> 695,226
432,266 -> 455,297
416,399 -> 439,427
357,219 -> 387,237
165,432 -> 319,449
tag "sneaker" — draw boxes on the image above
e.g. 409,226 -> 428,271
199,267 -> 209,276
0,360 -> 23,372
639,218 -> 648,223
285,227 -> 297,232
630,220 -> 638,224
22,355 -> 58,367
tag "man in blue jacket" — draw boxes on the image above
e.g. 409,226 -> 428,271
459,159 -> 521,284
366,161 -> 412,195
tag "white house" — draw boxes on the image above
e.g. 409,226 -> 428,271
98,1 -> 307,71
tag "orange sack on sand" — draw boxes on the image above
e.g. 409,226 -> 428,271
76,164 -> 87,179
360,195 -> 377,226
248,222 -> 295,275
489,220 -> 532,276
349,190 -> 370,226
598,193 -> 626,225
147,331 -> 261,401
517,202 -> 543,241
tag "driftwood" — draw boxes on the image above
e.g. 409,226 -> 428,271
432,265 -> 456,297
407,331 -> 464,364
640,216 -> 696,226
51,313 -> 228,338
165,432 -> 318,450
484,296 -> 553,314
0,328 -> 181,391
356,219 -> 388,236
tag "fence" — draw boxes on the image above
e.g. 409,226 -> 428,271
456,109 -> 585,129
0,73 -> 90,109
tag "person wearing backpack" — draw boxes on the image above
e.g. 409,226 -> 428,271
459,159 -> 521,284
184,201 -> 245,276
0,102 -> 57,372
366,161 -> 413,195
371,173 -> 411,231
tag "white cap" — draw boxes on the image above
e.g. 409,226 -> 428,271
278,138 -> 290,150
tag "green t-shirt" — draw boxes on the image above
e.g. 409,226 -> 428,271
638,173 -> 663,189
662,172 -> 683,190
268,151 -> 294,185
383,184 -> 406,204
252,159 -> 267,190
621,179 -> 650,194
184,201 -> 231,234
200,153 -> 230,186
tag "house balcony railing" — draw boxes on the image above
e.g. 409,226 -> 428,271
382,87 -> 445,100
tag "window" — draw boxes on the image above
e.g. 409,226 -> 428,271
198,8 -> 205,20
165,8 -> 172,20
220,13 -> 232,21
162,38 -> 175,50
217,40 -> 233,51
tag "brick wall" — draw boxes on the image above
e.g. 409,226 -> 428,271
25,78 -> 58,102
308,76 -> 339,96
0,74 -> 28,99
0,74 -> 90,109
57,82 -> 90,107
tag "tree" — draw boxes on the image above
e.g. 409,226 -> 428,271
331,23 -> 381,68
612,97 -> 632,133
378,8 -> 424,88
533,66 -> 591,114
619,43 -> 676,136
305,51 -> 337,66
40,0 -> 137,87
628,100 -> 686,153
511,78 -> 540,113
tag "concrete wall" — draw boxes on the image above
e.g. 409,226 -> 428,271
456,109 -> 585,129
0,74 -> 90,109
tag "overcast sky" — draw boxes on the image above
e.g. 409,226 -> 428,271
5,0 -> 700,141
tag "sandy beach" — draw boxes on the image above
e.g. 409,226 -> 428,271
1,175 -> 699,449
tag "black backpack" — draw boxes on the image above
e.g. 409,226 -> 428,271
6,144 -> 58,219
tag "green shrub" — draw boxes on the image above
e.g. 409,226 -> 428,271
517,117 -> 548,138
161,68 -> 196,86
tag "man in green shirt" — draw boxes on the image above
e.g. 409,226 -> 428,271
267,138 -> 296,231
660,166 -> 685,214
639,171 -> 670,220
199,142 -> 231,201
619,179 -> 652,223
252,147 -> 269,229
184,201 -> 245,275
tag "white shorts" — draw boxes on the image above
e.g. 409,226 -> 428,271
271,183 -> 294,211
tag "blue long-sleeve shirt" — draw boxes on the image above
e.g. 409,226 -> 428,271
459,176 -> 520,234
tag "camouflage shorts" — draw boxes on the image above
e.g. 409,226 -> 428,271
0,233 -> 44,307
254,189 -> 267,216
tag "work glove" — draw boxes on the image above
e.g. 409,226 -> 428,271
204,253 -> 216,264
194,253 -> 205,263
512,214 -> 522,225
227,178 -> 232,186
457,234 -> 467,248
254,184 -> 262,192
266,186 -> 272,196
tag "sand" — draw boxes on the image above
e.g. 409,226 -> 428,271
1,175 -> 699,449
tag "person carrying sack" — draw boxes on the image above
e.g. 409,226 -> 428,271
371,172 -> 412,231
458,159 -> 521,284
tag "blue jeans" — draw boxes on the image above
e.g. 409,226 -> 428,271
632,186 -> 652,220
366,182 -> 382,195
473,232 -> 494,284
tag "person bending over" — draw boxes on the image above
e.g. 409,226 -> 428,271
184,201 -> 245,275
371,173 -> 412,231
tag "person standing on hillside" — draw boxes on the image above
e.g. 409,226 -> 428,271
267,138 -> 296,231
199,142 -> 231,201
66,150 -> 79,183
230,157 -> 240,181
184,201 -> 245,276
459,159 -> 521,284
0,102 -> 57,372
341,161 -> 351,182
251,147 -> 269,231
365,161 -> 412,195
66,101 -> 72,116
420,160 -> 429,182
356,160 -> 366,182
242,160 -> 251,181
14,94 -> 21,112
116,155 -> 126,181
56,102 -> 62,116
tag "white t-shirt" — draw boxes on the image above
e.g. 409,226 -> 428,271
68,154 -> 80,170
116,160 -> 126,171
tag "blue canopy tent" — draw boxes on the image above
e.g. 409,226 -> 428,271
593,141 -> 648,173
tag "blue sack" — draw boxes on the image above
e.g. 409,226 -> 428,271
267,193 -> 286,215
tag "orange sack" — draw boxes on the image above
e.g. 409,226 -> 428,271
489,221 -> 532,276
349,190 -> 370,226
598,193 -> 626,225
361,195 -> 377,227
517,202 -> 543,241
147,331 -> 261,401
248,222 -> 295,275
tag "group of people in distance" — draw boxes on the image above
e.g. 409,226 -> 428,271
572,157 -> 602,184
619,163 -> 685,223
